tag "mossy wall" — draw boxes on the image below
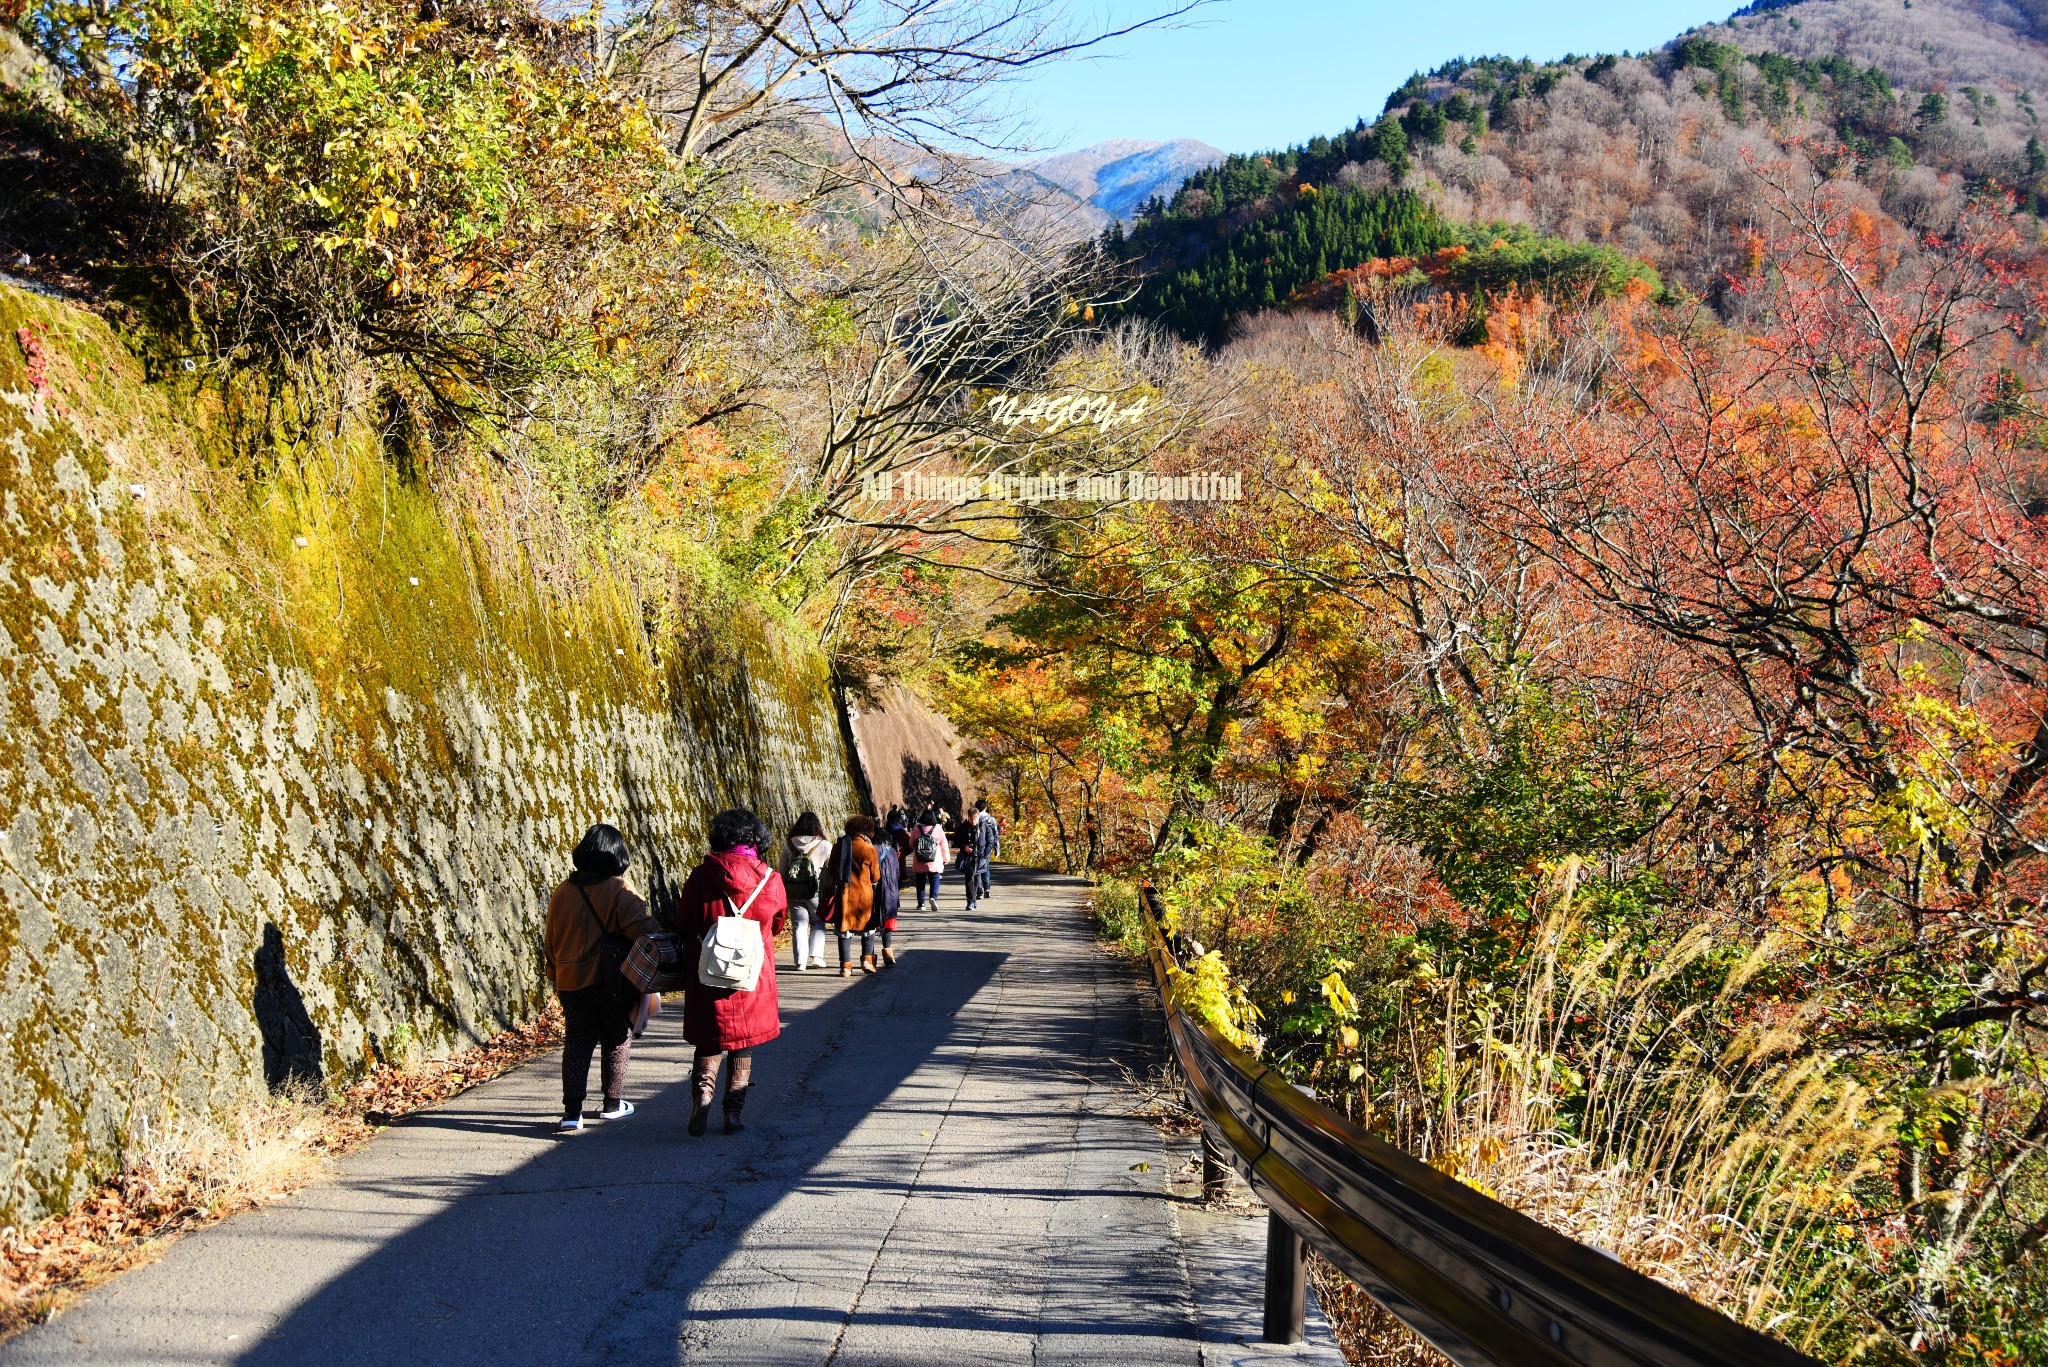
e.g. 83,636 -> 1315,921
0,283 -> 860,1227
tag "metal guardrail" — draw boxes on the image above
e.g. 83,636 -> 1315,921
1137,886 -> 1822,1367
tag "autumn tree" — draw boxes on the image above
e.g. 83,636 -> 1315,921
595,0 -> 1206,214
1478,164 -> 2048,1341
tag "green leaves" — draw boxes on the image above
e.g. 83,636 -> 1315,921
33,0 -> 671,389
1444,223 -> 1662,303
1109,187 -> 1452,345
1379,679 -> 1664,923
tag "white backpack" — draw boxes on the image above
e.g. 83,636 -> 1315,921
698,867 -> 774,992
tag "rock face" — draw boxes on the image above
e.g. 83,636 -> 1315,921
0,285 -> 860,1227
845,684 -> 978,821
1025,138 -> 1226,221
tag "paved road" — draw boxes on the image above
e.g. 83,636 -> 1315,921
3,866 -> 1341,1366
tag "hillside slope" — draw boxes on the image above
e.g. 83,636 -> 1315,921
0,282 -> 859,1228
1110,1 -> 2048,342
1027,137 -> 1225,221
1705,0 -> 2048,92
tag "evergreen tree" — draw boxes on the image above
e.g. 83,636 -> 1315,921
1111,187 -> 1453,345
1378,118 -> 1411,183
1402,99 -> 1448,146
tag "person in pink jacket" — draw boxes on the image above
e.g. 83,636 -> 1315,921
907,805 -> 951,910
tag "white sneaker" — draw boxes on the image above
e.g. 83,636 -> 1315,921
794,962 -> 809,973
558,1115 -> 584,1133
597,1099 -> 635,1121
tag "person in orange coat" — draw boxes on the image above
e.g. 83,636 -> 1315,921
822,813 -> 883,976
676,808 -> 786,1137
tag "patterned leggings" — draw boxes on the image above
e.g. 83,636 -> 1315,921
559,985 -> 630,1115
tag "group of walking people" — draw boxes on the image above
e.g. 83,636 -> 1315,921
779,800 -> 1002,974
541,798 -> 1002,1137
892,800 -> 1001,914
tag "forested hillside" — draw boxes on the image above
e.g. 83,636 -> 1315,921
1708,0 -> 2048,97
1108,0 -> 2048,344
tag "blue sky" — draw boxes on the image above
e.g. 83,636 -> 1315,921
1007,0 -> 1739,156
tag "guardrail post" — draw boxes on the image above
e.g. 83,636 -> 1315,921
1201,1128 -> 1231,1200
1263,1209 -> 1306,1344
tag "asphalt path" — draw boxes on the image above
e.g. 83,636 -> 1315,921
1,865 -> 1340,1366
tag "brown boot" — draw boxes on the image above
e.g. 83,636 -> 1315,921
723,1053 -> 753,1135
861,955 -> 877,974
839,962 -> 853,977
689,1055 -> 719,1137
882,947 -> 898,967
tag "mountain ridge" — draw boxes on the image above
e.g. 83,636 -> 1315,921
1023,137 -> 1226,223
1102,0 -> 2048,344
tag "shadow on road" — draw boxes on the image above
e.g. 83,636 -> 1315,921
232,947 -> 1010,1366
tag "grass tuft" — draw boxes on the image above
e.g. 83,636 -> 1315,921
1090,877 -> 1146,957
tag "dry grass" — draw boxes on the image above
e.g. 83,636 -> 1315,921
0,1088 -> 333,1336
1331,911 -> 1894,1359
0,1001 -> 564,1342
1155,889 -> 1888,1360
1311,1255 -> 1452,1366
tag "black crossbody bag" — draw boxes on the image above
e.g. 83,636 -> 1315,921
575,882 -> 634,1010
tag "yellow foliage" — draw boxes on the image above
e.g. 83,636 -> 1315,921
1167,950 -> 1263,1053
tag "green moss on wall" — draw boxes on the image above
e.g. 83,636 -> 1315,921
0,284 -> 859,1226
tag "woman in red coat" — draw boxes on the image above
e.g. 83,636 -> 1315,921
677,808 -> 787,1136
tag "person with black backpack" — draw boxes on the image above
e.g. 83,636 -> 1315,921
779,812 -> 832,972
543,823 -> 658,1134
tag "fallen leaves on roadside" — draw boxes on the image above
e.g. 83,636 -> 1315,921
0,1001 -> 565,1343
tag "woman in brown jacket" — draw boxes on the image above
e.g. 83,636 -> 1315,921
822,814 -> 883,976
543,823 -> 658,1133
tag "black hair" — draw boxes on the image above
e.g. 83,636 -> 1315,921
710,807 -> 771,853
789,811 -> 825,840
974,797 -> 988,811
919,805 -> 939,824
571,823 -> 630,885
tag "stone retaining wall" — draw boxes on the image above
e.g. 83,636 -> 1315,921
0,285 -> 859,1226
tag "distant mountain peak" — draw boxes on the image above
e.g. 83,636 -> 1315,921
1025,138 -> 1226,222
